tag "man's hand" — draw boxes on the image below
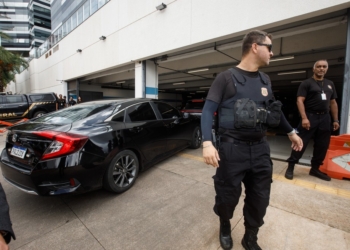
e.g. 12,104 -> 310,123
288,133 -> 303,151
333,122 -> 340,131
0,234 -> 9,250
203,142 -> 220,168
301,118 -> 310,130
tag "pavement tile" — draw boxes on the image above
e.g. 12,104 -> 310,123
65,167 -> 244,250
15,219 -> 104,250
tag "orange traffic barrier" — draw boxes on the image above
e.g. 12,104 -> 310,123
320,134 -> 350,180
0,118 -> 28,134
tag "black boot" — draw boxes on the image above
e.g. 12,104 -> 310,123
219,218 -> 233,250
309,168 -> 331,181
241,227 -> 262,250
285,163 -> 295,180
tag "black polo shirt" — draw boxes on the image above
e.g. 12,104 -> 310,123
297,78 -> 337,113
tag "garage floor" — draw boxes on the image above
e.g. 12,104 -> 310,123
1,135 -> 349,250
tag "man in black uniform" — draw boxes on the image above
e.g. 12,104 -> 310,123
56,94 -> 66,110
285,60 -> 339,181
201,30 -> 303,250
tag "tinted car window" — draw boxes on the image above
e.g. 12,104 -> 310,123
126,102 -> 156,122
112,110 -> 125,122
154,102 -> 180,119
29,94 -> 55,102
34,104 -> 114,124
5,96 -> 25,103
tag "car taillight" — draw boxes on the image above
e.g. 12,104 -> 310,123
214,112 -> 217,116
33,131 -> 88,160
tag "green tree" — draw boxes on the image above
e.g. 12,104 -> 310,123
0,32 -> 29,91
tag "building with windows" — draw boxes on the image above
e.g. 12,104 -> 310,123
0,0 -> 51,57
6,0 -> 350,135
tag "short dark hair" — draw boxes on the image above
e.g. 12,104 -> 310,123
242,30 -> 272,57
313,59 -> 328,69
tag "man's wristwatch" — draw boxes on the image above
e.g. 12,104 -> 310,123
287,129 -> 296,136
334,120 -> 340,123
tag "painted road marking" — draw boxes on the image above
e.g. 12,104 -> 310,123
177,153 -> 350,199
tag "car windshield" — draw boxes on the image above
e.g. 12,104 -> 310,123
184,101 -> 204,109
33,104 -> 115,125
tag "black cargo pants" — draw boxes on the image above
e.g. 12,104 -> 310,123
213,138 -> 272,228
287,113 -> 331,169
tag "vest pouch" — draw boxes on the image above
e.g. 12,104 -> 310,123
234,98 -> 257,128
266,100 -> 282,127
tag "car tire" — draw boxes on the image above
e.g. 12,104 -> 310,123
33,111 -> 46,118
103,150 -> 139,193
189,126 -> 202,149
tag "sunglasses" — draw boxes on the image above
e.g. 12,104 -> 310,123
257,43 -> 272,52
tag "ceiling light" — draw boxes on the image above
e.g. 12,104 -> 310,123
270,56 -> 294,62
176,88 -> 185,90
188,68 -> 209,73
116,81 -> 125,84
172,82 -> 185,85
278,70 -> 306,76
196,91 -> 206,93
156,3 -> 167,10
99,36 -> 106,40
200,87 -> 210,89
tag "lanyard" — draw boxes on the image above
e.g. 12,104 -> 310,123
313,78 -> 324,93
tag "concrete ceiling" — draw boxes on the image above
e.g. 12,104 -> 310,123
79,10 -> 348,99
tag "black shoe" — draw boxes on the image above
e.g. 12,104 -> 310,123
284,163 -> 295,180
219,219 -> 233,250
309,168 -> 331,181
241,227 -> 262,250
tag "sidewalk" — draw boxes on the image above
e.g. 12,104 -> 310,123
1,132 -> 349,250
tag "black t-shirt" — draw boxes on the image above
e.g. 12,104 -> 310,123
68,100 -> 76,106
297,78 -> 337,113
57,99 -> 66,109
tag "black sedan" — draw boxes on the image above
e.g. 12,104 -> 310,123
0,98 -> 202,196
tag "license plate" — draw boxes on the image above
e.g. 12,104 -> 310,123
10,145 -> 27,159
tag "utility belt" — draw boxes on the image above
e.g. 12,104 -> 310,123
220,98 -> 283,129
220,136 -> 266,145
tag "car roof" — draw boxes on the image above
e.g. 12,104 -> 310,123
78,98 -> 154,105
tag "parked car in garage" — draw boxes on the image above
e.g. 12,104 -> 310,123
0,98 -> 201,196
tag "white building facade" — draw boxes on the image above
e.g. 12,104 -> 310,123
7,0 -> 350,133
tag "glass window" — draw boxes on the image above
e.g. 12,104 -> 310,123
90,0 -> 98,14
126,103 -> 156,122
62,23 -> 67,37
66,20 -> 71,34
77,6 -> 83,26
154,102 -> 180,119
34,104 -> 114,125
83,1 -> 90,21
29,94 -> 55,102
71,13 -> 77,30
112,111 -> 125,122
5,96 -> 25,103
98,0 -> 107,8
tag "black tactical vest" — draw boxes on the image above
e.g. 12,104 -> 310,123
218,68 -> 274,140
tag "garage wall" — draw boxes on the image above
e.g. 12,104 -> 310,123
9,0 -> 350,95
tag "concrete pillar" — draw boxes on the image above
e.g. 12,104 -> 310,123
340,9 -> 350,134
135,60 -> 158,99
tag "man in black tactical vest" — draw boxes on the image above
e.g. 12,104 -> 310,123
201,30 -> 303,250
285,60 -> 339,181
